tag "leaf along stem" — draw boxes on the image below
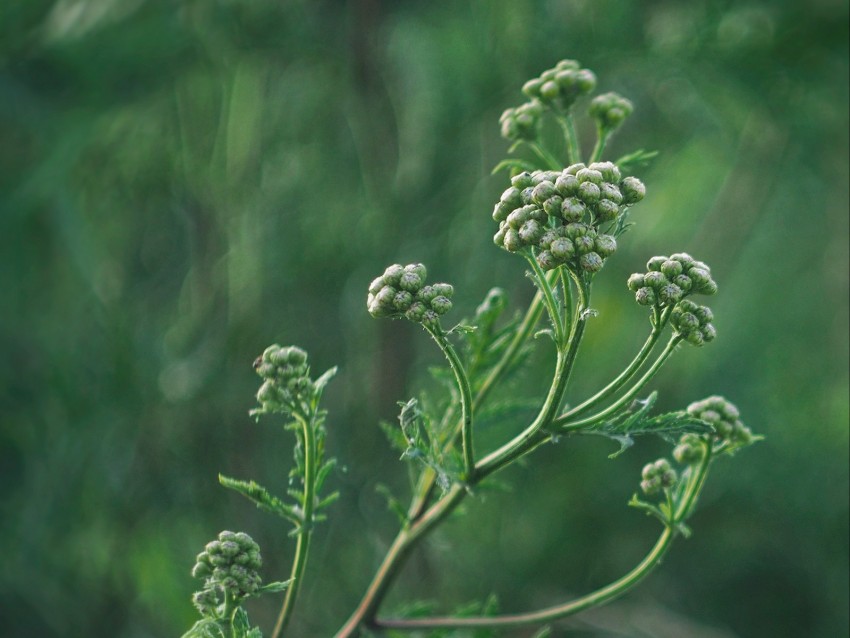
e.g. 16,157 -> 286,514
526,140 -> 563,171
526,253 -> 565,347
589,124 -> 611,163
556,114 -> 582,165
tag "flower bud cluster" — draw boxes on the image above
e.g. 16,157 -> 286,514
671,299 -> 717,346
493,164 -> 644,274
640,458 -> 677,495
673,433 -> 706,465
589,92 -> 634,130
367,263 -> 454,325
687,396 -> 753,445
499,101 -> 543,142
254,345 -> 312,412
521,59 -> 597,111
627,253 -> 717,308
191,531 -> 262,615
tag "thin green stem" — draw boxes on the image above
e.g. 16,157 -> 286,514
560,267 -> 573,341
556,114 -> 581,165
526,253 -> 564,347
271,413 -> 317,638
526,140 -> 563,170
372,444 -> 713,633
556,335 -> 682,431
589,125 -> 611,163
424,324 -> 475,478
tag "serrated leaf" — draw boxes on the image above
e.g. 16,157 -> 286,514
181,619 -> 227,638
258,580 -> 291,594
615,148 -> 659,171
315,458 -> 337,493
316,491 -> 340,509
313,366 -> 338,394
218,475 -> 300,523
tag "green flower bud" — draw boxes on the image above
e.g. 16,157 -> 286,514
561,197 -> 587,222
673,274 -> 693,292
565,222 -> 588,239
575,69 -> 597,92
540,80 -> 560,101
555,173 -> 580,197
543,195 -> 564,217
406,302 -> 427,322
627,273 -> 645,291
368,276 -> 385,295
382,264 -> 405,287
577,181 -> 601,203
670,252 -> 695,269
697,278 -> 718,295
503,228 -> 522,252
417,285 -> 436,302
660,260 -> 683,278
589,92 -> 634,129
646,256 -> 667,272
394,290 -> 413,311
431,283 -> 454,298
492,202 -> 510,222
519,219 -> 544,244
511,172 -> 534,189
422,309 -> 440,325
590,161 -> 622,183
677,312 -> 700,331
657,283 -> 684,305
599,182 -> 623,204
641,459 -> 677,495
506,207 -> 528,230
532,181 -> 557,204
685,330 -> 705,346
192,561 -> 212,579
399,271 -> 423,293
595,234 -> 617,257
572,235 -> 594,255
701,323 -> 717,342
576,168 -> 604,185
620,176 -> 646,204
594,198 -> 620,222
550,237 -> 575,260
430,296 -> 452,315
565,162 -> 587,175
673,434 -> 706,465
493,224 -> 507,247
522,78 -> 543,97
500,187 -> 523,208
537,250 -> 558,271
374,285 -> 397,310
539,229 -> 559,250
580,252 -> 604,272
635,287 -> 656,306
643,271 -> 667,289
688,267 -> 712,288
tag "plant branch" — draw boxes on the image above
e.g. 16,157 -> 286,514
556,114 -> 581,165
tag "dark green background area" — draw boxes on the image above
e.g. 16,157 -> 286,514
1,1 -> 847,636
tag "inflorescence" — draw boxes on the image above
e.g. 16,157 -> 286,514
627,253 -> 718,308
191,531 -> 263,616
367,263 -> 454,325
687,396 -> 754,446
493,163 -> 644,274
254,345 -> 313,414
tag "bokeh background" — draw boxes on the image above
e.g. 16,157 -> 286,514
1,1 -> 848,636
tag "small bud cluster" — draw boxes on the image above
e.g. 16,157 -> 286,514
493,164 -> 644,274
254,345 -> 312,413
367,264 -> 453,325
499,101 -> 543,142
521,59 -> 597,111
671,299 -> 717,346
589,92 -> 634,130
627,253 -> 717,308
640,459 -> 677,495
673,433 -> 706,465
191,531 -> 262,615
687,396 -> 753,446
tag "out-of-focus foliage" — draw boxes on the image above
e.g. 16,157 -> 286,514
0,1 -> 846,636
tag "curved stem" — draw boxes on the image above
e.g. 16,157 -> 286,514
556,335 -> 681,431
589,125 -> 611,163
556,114 -> 581,165
373,444 -> 713,633
526,140 -> 563,171
562,324 -> 664,421
272,413 -> 317,638
424,324 -> 475,478
526,253 -> 565,346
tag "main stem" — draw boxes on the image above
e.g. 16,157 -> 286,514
272,413 -> 317,638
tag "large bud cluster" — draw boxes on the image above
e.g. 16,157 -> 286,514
673,433 -> 706,465
191,531 -> 262,615
521,59 -> 597,111
640,458 -> 677,495
493,163 -> 644,274
589,92 -> 634,130
254,345 -> 312,413
499,101 -> 543,142
367,263 -> 453,325
687,396 -> 753,446
670,299 -> 716,346
627,253 -> 717,308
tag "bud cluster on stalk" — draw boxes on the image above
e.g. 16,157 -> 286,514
640,458 -> 677,495
254,345 -> 313,413
367,263 -> 454,325
191,531 -> 263,616
687,396 -> 753,446
670,299 -> 717,346
493,162 -> 645,274
589,92 -> 634,130
627,253 -> 717,308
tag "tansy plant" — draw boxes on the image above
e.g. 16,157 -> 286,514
181,59 -> 759,638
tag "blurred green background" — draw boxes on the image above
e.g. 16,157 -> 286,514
1,1 -> 847,636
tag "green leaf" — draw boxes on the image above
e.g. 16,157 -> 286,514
376,483 -> 410,524
491,157 -> 536,175
313,366 -> 338,394
181,619 -> 227,638
258,580 -> 291,594
218,475 -> 301,523
583,393 -> 713,458
615,148 -> 659,171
